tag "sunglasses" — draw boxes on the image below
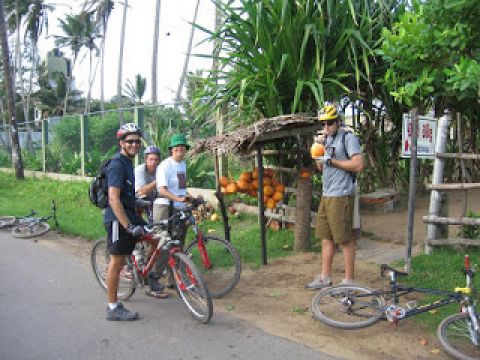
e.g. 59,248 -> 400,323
321,119 -> 337,127
124,139 -> 141,145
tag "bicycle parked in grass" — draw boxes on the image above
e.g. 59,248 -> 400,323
0,201 -> 59,238
311,255 -> 479,360
91,204 -> 213,323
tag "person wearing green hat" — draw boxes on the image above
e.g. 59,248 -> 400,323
153,134 -> 192,223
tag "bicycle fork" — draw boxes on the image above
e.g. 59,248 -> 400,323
466,306 -> 480,346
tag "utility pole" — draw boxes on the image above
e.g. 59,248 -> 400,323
0,0 -> 24,179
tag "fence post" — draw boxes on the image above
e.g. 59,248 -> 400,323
425,112 -> 452,254
80,114 -> 89,176
134,106 -> 144,167
41,118 -> 48,172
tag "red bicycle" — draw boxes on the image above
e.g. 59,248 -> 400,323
91,210 -> 213,324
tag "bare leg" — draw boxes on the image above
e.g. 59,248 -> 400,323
321,239 -> 335,278
106,255 -> 126,303
342,240 -> 356,281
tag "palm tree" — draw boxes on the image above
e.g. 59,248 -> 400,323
117,0 -> 128,116
123,73 -> 146,104
0,0 -> 24,179
151,0 -> 161,104
82,11 -> 101,114
174,0 -> 200,106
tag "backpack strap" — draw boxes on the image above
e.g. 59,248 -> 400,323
336,129 -> 356,183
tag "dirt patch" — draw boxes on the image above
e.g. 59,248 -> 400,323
32,190 -> 480,359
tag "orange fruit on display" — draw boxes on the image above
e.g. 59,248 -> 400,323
263,177 -> 272,186
226,182 -> 238,194
252,168 -> 259,179
239,171 -> 252,182
237,179 -> 249,191
252,179 -> 259,189
219,176 -> 229,187
310,143 -> 325,158
264,185 -> 274,196
220,186 -> 227,194
273,191 -> 283,202
300,169 -> 311,178
275,183 -> 285,193
266,198 -> 277,209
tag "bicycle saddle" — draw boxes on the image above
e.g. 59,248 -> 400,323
135,198 -> 152,209
381,264 -> 408,277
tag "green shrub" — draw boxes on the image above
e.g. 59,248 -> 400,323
52,117 -> 81,154
22,150 -> 43,171
0,150 -> 11,167
460,210 -> 480,239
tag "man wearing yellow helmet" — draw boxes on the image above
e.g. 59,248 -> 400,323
306,105 -> 364,290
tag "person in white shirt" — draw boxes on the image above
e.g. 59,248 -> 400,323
154,134 -> 192,223
134,145 -> 161,202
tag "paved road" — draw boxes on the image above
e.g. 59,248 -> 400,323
0,232 -> 337,360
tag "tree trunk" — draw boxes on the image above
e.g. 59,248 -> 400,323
174,0 -> 200,106
151,0 -> 161,104
117,0 -> 128,120
0,0 -> 24,179
294,176 -> 312,251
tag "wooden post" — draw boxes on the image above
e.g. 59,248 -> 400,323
294,134 -> 312,251
425,112 -> 452,254
214,152 -> 231,242
405,108 -> 419,273
41,118 -> 48,172
80,114 -> 89,176
257,143 -> 267,265
456,113 -> 467,216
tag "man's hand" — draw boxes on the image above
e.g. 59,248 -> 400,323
126,224 -> 144,237
178,195 -> 193,203
316,154 -> 331,167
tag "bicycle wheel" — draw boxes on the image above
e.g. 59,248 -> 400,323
438,312 -> 480,360
91,239 -> 136,301
311,285 -> 384,329
184,235 -> 241,298
11,222 -> 50,238
0,216 -> 16,229
170,252 -> 213,324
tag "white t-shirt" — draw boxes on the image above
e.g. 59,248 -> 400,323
134,163 -> 157,201
154,157 -> 187,209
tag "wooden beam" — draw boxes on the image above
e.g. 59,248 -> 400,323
425,238 -> 480,246
436,153 -> 480,160
423,215 -> 480,226
255,124 -> 323,143
426,183 -> 480,190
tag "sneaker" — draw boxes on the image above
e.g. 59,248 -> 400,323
106,303 -> 139,321
305,275 -> 332,290
340,278 -> 355,286
147,271 -> 165,292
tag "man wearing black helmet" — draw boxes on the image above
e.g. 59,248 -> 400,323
104,123 -> 145,321
135,145 -> 161,202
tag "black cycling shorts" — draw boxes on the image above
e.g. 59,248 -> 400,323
105,221 -> 136,256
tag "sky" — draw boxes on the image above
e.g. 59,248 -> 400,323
38,0 -> 216,105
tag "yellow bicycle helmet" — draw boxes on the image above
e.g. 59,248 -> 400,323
318,105 -> 339,121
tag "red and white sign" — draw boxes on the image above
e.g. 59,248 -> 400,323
401,113 -> 437,159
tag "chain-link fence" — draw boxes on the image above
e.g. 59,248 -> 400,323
0,103 -> 216,188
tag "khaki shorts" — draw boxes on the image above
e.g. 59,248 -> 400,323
315,195 -> 354,244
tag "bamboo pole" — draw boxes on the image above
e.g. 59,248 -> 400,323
423,215 -> 480,226
426,183 -> 480,190
436,153 -> 480,160
257,144 -> 267,265
456,113 -> 467,216
425,113 -> 452,254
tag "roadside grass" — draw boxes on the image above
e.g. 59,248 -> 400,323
392,247 -> 480,332
1,172 -> 478,332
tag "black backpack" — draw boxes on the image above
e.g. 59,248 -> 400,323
89,158 -> 113,208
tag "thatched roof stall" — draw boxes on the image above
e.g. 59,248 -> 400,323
194,114 -> 323,265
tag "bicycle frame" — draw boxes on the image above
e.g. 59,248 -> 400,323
190,219 -> 212,270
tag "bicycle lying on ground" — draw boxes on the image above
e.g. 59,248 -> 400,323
0,201 -> 59,238
311,255 -> 479,360
91,203 -> 213,324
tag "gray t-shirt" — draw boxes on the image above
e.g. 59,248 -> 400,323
322,129 -> 361,197
134,163 -> 157,201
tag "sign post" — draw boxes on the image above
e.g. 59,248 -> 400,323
401,114 -> 437,159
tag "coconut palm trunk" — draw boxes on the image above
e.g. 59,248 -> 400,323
294,176 -> 312,251
0,0 -> 24,179
117,0 -> 127,121
174,0 -> 200,106
151,0 -> 161,104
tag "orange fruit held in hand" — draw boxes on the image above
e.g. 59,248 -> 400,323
311,143 -> 325,158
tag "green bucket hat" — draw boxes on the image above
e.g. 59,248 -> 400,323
168,134 -> 190,150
